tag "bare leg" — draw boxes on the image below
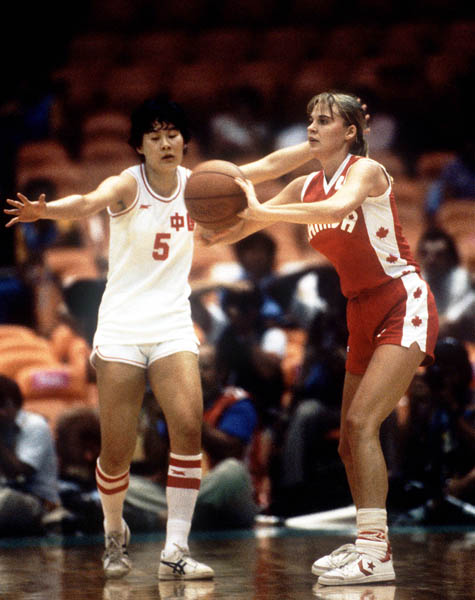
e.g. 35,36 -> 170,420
339,343 -> 425,508
148,351 -> 203,455
96,358 -> 146,475
95,358 -> 146,577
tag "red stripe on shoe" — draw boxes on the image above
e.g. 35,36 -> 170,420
167,476 -> 201,490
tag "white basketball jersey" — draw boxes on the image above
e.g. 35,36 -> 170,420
93,164 -> 198,346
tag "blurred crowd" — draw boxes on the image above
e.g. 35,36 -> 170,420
1,1 -> 474,536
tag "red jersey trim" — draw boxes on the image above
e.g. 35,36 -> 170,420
140,163 -> 183,203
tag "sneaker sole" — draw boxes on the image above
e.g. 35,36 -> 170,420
318,570 -> 395,586
158,571 -> 214,581
104,565 -> 132,579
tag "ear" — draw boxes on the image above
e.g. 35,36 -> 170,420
136,145 -> 144,156
345,124 -> 357,142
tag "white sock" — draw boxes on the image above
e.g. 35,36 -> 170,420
96,459 -> 129,535
355,508 -> 389,559
163,452 -> 202,556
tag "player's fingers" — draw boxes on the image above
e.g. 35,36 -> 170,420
6,198 -> 23,207
5,216 -> 19,227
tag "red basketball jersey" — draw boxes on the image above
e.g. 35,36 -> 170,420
302,154 -> 420,298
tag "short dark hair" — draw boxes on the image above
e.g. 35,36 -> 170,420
128,96 -> 191,151
417,227 -> 460,266
0,375 -> 23,408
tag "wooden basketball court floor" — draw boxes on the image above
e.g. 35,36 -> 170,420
0,521 -> 473,599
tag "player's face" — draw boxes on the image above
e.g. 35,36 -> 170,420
307,103 -> 355,157
138,122 -> 185,170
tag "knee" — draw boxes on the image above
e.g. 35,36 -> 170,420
168,412 -> 201,444
99,452 -> 131,475
338,436 -> 351,464
343,410 -> 380,447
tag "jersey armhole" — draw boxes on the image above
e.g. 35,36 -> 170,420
108,171 -> 139,217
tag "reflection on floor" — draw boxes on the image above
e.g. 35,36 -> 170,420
0,523 -> 474,599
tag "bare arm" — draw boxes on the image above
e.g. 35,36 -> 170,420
4,172 -> 137,227
238,159 -> 388,225
196,176 -> 307,246
239,142 -> 314,184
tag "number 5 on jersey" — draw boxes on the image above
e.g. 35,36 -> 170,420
153,233 -> 171,260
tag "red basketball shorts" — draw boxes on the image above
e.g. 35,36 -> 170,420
346,272 -> 439,375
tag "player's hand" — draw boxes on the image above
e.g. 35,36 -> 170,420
4,193 -> 47,227
195,223 -> 238,246
235,178 -> 263,220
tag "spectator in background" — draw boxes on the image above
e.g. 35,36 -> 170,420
192,232 -> 285,344
55,406 -> 103,534
0,374 -> 60,535
390,337 -> 475,525
417,227 -> 475,342
208,86 -> 270,162
424,140 -> 475,222
270,309 -> 350,517
215,285 -> 286,426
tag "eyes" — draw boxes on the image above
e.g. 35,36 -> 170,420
149,131 -> 180,142
308,115 -> 333,127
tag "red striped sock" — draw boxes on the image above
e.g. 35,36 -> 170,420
356,508 -> 389,560
96,459 -> 129,534
164,452 -> 202,555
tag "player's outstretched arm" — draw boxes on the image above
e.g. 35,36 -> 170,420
4,173 -> 136,227
239,141 -> 314,185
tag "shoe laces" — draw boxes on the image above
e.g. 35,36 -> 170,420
331,543 -> 359,559
104,532 -> 127,562
329,543 -> 360,567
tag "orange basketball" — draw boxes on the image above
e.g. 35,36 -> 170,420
184,160 -> 247,230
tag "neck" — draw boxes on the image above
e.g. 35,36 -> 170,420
144,164 -> 179,197
319,150 -> 351,181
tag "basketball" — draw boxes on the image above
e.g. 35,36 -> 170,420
184,160 -> 247,230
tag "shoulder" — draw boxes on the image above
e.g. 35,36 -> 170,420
347,156 -> 385,178
178,165 -> 192,180
105,169 -> 139,213
346,157 -> 389,195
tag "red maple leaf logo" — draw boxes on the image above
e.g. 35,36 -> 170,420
376,226 -> 389,238
412,316 -> 422,327
386,254 -> 398,263
413,287 -> 422,298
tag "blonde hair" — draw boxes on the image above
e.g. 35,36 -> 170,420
307,91 -> 368,157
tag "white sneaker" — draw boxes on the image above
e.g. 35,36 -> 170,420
312,544 -> 360,576
102,522 -> 132,578
318,550 -> 395,586
313,583 -> 396,599
158,545 -> 214,580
